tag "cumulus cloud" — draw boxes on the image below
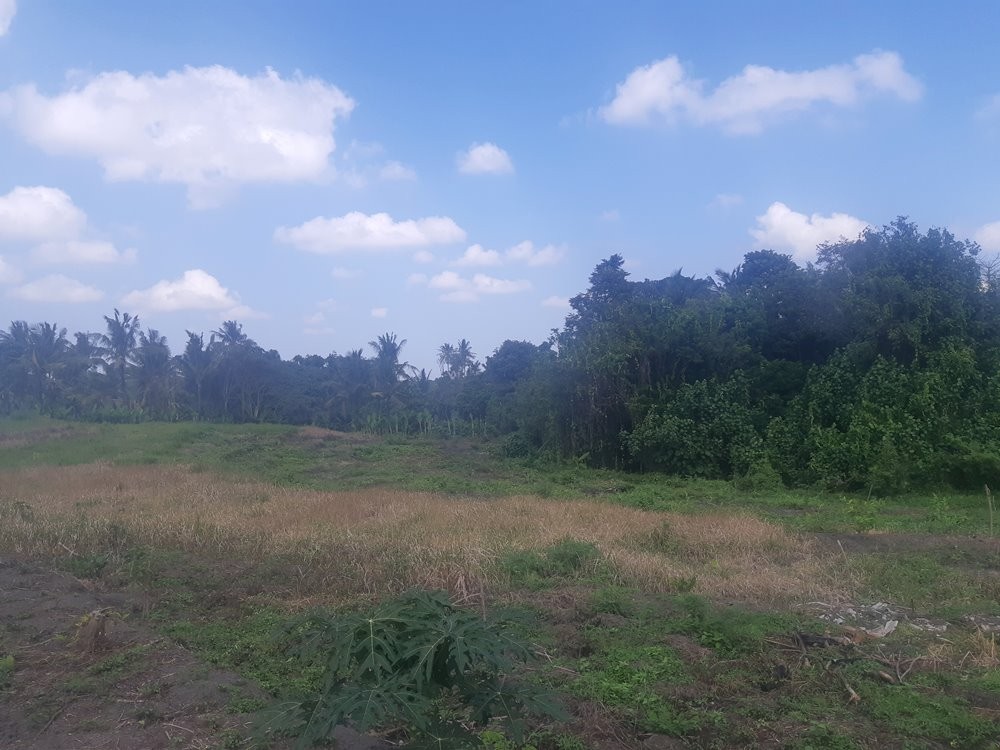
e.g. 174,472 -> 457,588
506,240 -> 567,267
975,221 -> 1000,251
3,66 -> 355,206
751,202 -> 869,261
275,211 -> 466,253
121,268 -> 250,313
0,255 -> 22,284
371,307 -> 388,318
33,240 -> 136,265
541,295 -> 571,310
454,244 -> 502,267
0,185 -> 134,263
0,0 -> 15,36
422,270 -> 530,303
412,250 -> 435,264
457,142 -> 514,175
0,186 -> 86,242
601,50 -> 922,134
10,274 -> 103,303
448,240 -> 567,268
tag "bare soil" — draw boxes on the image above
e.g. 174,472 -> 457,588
0,558 -> 385,750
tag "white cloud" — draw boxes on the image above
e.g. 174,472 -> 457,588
0,255 -> 22,284
122,268 -> 247,312
379,161 -> 417,181
303,312 -> 326,326
412,250 -> 435,264
10,274 -> 103,303
541,295 -> 571,310
33,240 -> 136,265
0,0 -> 14,36
601,50 -> 922,134
424,270 -> 530,303
331,266 -> 362,280
0,186 -> 86,243
457,142 -> 514,175
3,66 -> 355,206
454,244 -> 502,267
975,221 -> 1000,251
599,209 -> 620,222
224,304 -> 269,321
276,211 -> 466,253
506,240 -> 567,267
751,202 -> 869,261
711,193 -> 744,209
371,307 -> 388,318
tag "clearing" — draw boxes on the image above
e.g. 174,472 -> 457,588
1,421 -> 998,748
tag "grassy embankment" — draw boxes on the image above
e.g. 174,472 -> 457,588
1,418 -> 998,748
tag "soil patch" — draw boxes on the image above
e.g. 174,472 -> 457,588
0,558 -> 386,749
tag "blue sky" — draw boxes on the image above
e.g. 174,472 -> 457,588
1,1 -> 998,371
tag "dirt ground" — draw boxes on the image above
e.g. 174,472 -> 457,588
0,558 -> 384,750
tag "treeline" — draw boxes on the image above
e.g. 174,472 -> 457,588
4,218 -> 1000,492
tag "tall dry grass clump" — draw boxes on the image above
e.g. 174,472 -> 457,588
0,462 -> 849,605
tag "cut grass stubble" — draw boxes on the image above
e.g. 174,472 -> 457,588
0,462 -> 849,605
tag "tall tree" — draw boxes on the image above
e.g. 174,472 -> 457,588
100,309 -> 141,404
135,328 -> 179,418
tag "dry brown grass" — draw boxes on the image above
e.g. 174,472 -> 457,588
0,462 -> 851,606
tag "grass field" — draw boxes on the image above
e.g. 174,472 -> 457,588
1,418 -> 999,748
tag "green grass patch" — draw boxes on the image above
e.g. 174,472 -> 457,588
854,553 -> 1000,617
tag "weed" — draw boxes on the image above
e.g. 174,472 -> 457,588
571,639 -> 701,735
786,723 -> 859,749
590,587 -> 634,617
57,552 -> 108,579
270,589 -> 563,747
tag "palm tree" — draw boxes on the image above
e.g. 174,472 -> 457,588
437,342 -> 457,378
212,320 -> 254,347
369,332 -> 411,392
28,322 -> 70,412
135,328 -> 179,417
455,338 -> 479,377
0,321 -> 69,413
100,309 -> 140,404
180,331 -> 213,418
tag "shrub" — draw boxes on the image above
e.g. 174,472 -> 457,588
270,589 -> 562,747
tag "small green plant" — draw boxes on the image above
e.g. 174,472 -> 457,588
927,495 -> 969,532
499,539 -> 602,586
544,538 -> 601,575
845,496 -> 879,532
270,589 -> 563,748
58,553 -> 109,579
590,587 -> 634,617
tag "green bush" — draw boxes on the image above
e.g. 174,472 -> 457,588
271,589 -> 562,748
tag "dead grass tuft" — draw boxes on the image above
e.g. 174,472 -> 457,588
0,463 -> 850,606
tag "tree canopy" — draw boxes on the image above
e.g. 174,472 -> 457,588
4,218 -> 998,493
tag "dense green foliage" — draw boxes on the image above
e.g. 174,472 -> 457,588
270,589 -> 561,748
4,218 -> 1000,491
